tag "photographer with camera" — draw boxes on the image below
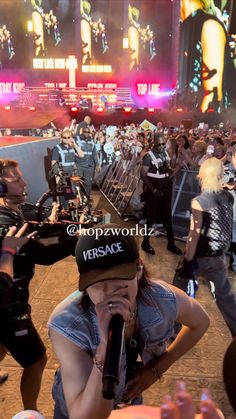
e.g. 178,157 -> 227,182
0,158 -> 78,411
140,135 -> 181,255
48,225 -> 209,419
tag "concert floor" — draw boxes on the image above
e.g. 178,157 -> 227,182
0,191 -> 235,418
0,136 -> 56,147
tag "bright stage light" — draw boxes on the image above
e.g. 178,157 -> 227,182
71,107 -> 78,112
29,106 -> 35,111
97,106 -> 104,113
124,107 -> 132,113
123,38 -> 129,49
4,106 -> 11,110
176,108 -> 183,112
27,21 -> 33,32
82,65 -> 112,73
148,108 -> 155,113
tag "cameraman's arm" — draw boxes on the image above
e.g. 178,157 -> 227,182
0,224 -> 37,275
0,225 -> 37,305
51,146 -> 60,168
185,199 -> 203,261
21,236 -> 78,265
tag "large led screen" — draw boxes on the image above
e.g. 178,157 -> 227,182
178,0 -> 236,112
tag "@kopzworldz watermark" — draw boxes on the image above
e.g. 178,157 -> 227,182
66,224 -> 155,240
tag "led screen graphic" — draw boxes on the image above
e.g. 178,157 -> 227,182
127,2 -> 157,71
78,0 -> 172,76
178,0 -> 236,112
0,0 -> 172,79
80,0 -> 110,66
0,0 -> 76,69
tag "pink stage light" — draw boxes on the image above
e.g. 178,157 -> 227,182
148,108 -> 155,113
176,108 -> 183,112
97,106 -> 104,113
4,106 -> 11,110
124,107 -> 132,113
71,107 -> 78,112
29,106 -> 36,111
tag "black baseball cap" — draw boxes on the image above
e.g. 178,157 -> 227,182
75,225 -> 139,291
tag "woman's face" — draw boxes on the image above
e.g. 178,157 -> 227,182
214,145 -> 225,159
192,143 -> 202,154
177,137 -> 185,148
86,276 -> 138,310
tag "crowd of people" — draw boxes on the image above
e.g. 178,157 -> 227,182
1,115 -> 236,418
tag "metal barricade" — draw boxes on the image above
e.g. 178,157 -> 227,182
172,169 -> 200,239
98,164 -> 200,233
98,160 -> 140,218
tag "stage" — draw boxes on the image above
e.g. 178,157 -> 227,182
0,106 -> 232,131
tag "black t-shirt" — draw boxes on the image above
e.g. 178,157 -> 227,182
0,205 -> 77,311
76,121 -> 88,137
142,150 -> 170,175
0,272 -> 14,309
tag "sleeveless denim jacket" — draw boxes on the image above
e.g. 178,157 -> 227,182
48,281 -> 177,416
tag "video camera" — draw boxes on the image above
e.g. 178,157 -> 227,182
49,162 -> 75,198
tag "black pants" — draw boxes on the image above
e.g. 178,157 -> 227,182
144,177 -> 174,245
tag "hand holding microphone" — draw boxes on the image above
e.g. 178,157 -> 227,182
102,312 -> 124,399
94,290 -> 132,399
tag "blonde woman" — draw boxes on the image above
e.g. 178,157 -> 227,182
189,139 -> 207,167
179,157 -> 236,336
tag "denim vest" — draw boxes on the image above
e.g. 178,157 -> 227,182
48,281 -> 177,416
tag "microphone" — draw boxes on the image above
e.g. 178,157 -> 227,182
102,314 -> 125,400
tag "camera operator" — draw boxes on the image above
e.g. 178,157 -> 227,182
0,158 -> 78,411
140,135 -> 181,255
0,224 -> 37,385
48,225 -> 209,419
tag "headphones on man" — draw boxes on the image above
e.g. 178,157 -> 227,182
0,162 -> 8,197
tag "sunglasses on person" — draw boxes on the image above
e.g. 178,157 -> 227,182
83,130 -> 90,134
62,136 -> 71,139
